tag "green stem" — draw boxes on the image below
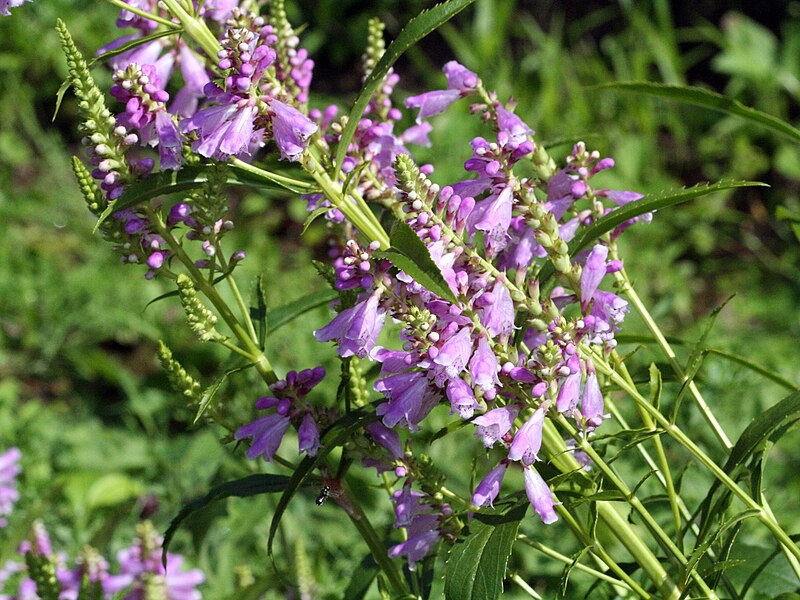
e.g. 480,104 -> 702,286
611,351 -> 683,548
147,209 -> 277,385
612,264 -> 732,450
159,0 -> 221,60
541,422 -> 683,599
105,0 -> 179,28
516,535 -> 637,593
341,480 -> 410,596
590,349 -> 800,567
611,263 -> 800,578
510,573 -> 543,599
230,157 -> 319,193
303,151 -> 391,249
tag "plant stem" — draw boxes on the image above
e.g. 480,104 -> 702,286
541,421 -> 685,599
516,535 -> 637,592
159,0 -> 221,60
611,350 -> 683,548
340,480 -> 410,596
147,208 -> 277,385
590,349 -> 800,568
105,0 -> 179,28
611,262 -> 800,578
510,573 -> 543,599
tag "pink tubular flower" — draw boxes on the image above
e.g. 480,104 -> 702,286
524,466 -> 559,524
0,0 -> 30,16
0,447 -> 21,527
298,413 -> 321,457
580,370 -> 605,430
432,326 -> 473,383
556,371 -> 582,413
405,61 -> 478,123
268,99 -> 318,161
481,280 -> 515,338
580,244 -> 609,310
375,371 -> 439,431
445,376 -> 480,419
508,406 -> 545,465
472,405 -> 518,448
314,292 -> 386,359
234,413 -> 291,461
469,336 -> 501,397
472,462 -> 508,509
388,513 -> 440,570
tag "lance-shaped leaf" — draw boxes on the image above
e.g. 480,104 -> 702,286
593,82 -> 800,145
538,180 -> 767,285
91,29 -> 182,66
94,164 -> 318,231
333,0 -> 476,180
444,500 -> 528,600
266,289 -> 338,334
162,473 -> 290,565
194,363 -> 254,424
377,220 -> 459,304
696,390 -> 800,546
267,406 -> 378,560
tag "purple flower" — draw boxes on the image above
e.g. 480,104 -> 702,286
446,376 -> 481,419
481,280 -> 515,338
508,407 -> 545,465
433,326 -> 473,384
524,466 -> 559,524
366,421 -> 403,459
234,413 -> 291,461
0,0 -> 30,16
469,185 -> 513,252
388,513 -> 440,570
472,405 -> 518,448
314,292 -> 386,359
298,413 -> 321,457
444,61 -> 478,92
171,45 -> 211,117
580,371 -> 605,430
392,486 -> 427,528
405,61 -> 477,123
375,371 -> 439,431
580,244 -> 609,310
469,336 -> 501,397
556,371 -> 582,413
472,462 -> 508,509
268,99 -> 318,161
181,92 -> 258,159
0,447 -> 21,527
496,105 -> 533,142
153,111 -> 184,170
405,89 -> 460,122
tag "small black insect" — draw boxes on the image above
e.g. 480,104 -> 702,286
316,484 -> 331,506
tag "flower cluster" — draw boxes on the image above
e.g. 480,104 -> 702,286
307,54 -> 646,566
235,367 -> 328,461
0,461 -> 203,600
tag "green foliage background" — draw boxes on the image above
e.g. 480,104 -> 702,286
1,1 -> 799,597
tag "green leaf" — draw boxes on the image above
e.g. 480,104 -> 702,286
648,363 -> 662,410
539,181 -> 766,286
266,289 -> 338,334
681,509 -> 761,592
194,363 -> 253,424
301,206 -> 331,235
91,29 -> 182,66
378,220 -> 459,304
251,273 -> 269,350
671,296 -> 733,423
697,391 -> 800,544
52,77 -> 71,122
593,82 -> 800,144
267,406 -> 378,561
570,181 -> 767,256
560,547 -> 590,596
333,0 -> 476,179
95,164 -> 317,231
444,500 -> 527,600
344,554 -> 381,600
162,473 -> 290,564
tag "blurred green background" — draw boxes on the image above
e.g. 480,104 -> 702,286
1,0 -> 800,597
